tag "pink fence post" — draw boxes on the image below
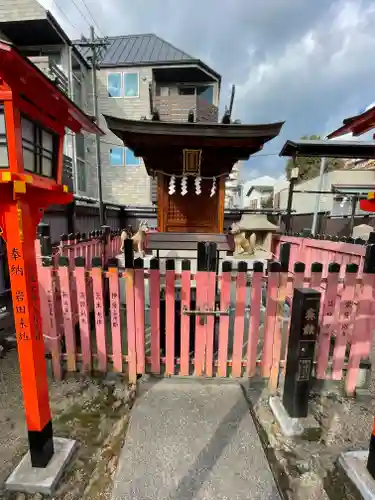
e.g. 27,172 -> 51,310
39,255 -> 62,380
262,262 -> 281,378
165,259 -> 176,376
108,258 -> 123,373
269,263 -> 288,393
346,246 -> 375,395
316,262 -> 341,379
91,257 -> 107,372
232,261 -> 247,378
124,268 -> 137,383
332,263 -> 358,380
205,248 -> 217,378
134,258 -> 146,375
149,257 -> 161,374
58,256 -> 76,372
194,268 -> 208,377
217,261 -> 232,377
75,256 -> 92,373
246,262 -> 263,377
180,259 -> 191,376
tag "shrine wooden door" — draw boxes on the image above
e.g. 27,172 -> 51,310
158,176 -> 224,233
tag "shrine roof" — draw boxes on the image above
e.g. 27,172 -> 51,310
104,115 -> 284,176
0,40 -> 103,136
279,139 -> 375,159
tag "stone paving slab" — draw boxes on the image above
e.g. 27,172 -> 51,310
111,379 -> 281,500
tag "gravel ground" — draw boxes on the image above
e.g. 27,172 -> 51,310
0,350 -> 135,500
245,362 -> 375,500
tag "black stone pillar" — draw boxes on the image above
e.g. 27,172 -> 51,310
282,287 -> 321,418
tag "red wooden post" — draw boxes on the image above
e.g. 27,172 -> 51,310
134,257 -> 146,375
232,261 -> 247,378
92,257 -> 107,372
75,256 -> 91,373
205,242 -> 217,378
165,258 -> 176,376
331,263 -> 358,380
108,258 -> 123,373
262,262 -> 281,377
194,243 -> 209,376
218,261 -> 232,377
149,257 -> 161,374
180,259 -> 191,376
58,257 -> 76,372
316,263 -> 340,379
124,239 -> 137,383
246,261 -> 263,377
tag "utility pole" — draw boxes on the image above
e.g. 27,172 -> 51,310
74,27 -> 109,225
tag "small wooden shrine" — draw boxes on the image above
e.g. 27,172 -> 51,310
104,116 -> 284,234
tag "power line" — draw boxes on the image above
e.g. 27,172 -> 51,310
52,0 -> 80,35
78,0 -> 105,38
68,0 -> 93,31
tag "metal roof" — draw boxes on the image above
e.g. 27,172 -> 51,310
279,139 -> 375,159
78,33 -> 204,66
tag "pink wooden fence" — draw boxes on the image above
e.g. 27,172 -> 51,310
272,235 -> 366,278
35,250 -> 375,396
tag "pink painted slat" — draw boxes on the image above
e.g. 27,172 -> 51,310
217,263 -> 232,377
316,265 -> 340,379
124,269 -> 137,383
345,273 -> 375,395
149,260 -> 161,374
269,270 -> 288,392
58,260 -> 76,372
331,265 -> 358,380
134,263 -> 146,374
262,265 -> 280,377
92,266 -> 107,372
180,263 -> 191,376
205,270 -> 217,378
194,271 -> 208,376
109,265 -> 123,372
75,261 -> 91,373
165,263 -> 176,376
232,264 -> 247,378
246,263 -> 263,377
39,264 -> 62,380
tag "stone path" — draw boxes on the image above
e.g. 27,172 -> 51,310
111,379 -> 281,500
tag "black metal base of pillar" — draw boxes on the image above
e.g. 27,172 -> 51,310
367,435 -> 375,479
28,420 -> 54,468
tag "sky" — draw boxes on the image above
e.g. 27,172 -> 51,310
39,0 -> 375,181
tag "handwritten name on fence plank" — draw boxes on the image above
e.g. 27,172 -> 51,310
58,257 -> 76,372
92,257 -> 107,372
75,257 -> 91,373
232,261 -> 247,378
108,260 -> 123,373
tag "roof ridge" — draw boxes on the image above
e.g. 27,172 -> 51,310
152,34 -> 194,60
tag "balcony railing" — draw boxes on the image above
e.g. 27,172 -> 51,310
153,95 -> 218,123
28,56 -> 69,95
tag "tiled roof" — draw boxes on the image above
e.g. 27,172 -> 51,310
78,33 -> 194,67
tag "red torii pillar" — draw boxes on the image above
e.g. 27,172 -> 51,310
0,40 -> 103,470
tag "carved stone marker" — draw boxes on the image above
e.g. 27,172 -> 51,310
283,287 -> 321,418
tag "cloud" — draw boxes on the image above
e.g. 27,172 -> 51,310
41,0 -> 375,180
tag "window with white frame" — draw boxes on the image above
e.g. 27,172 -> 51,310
107,72 -> 139,98
109,147 -> 140,167
75,133 -> 87,192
